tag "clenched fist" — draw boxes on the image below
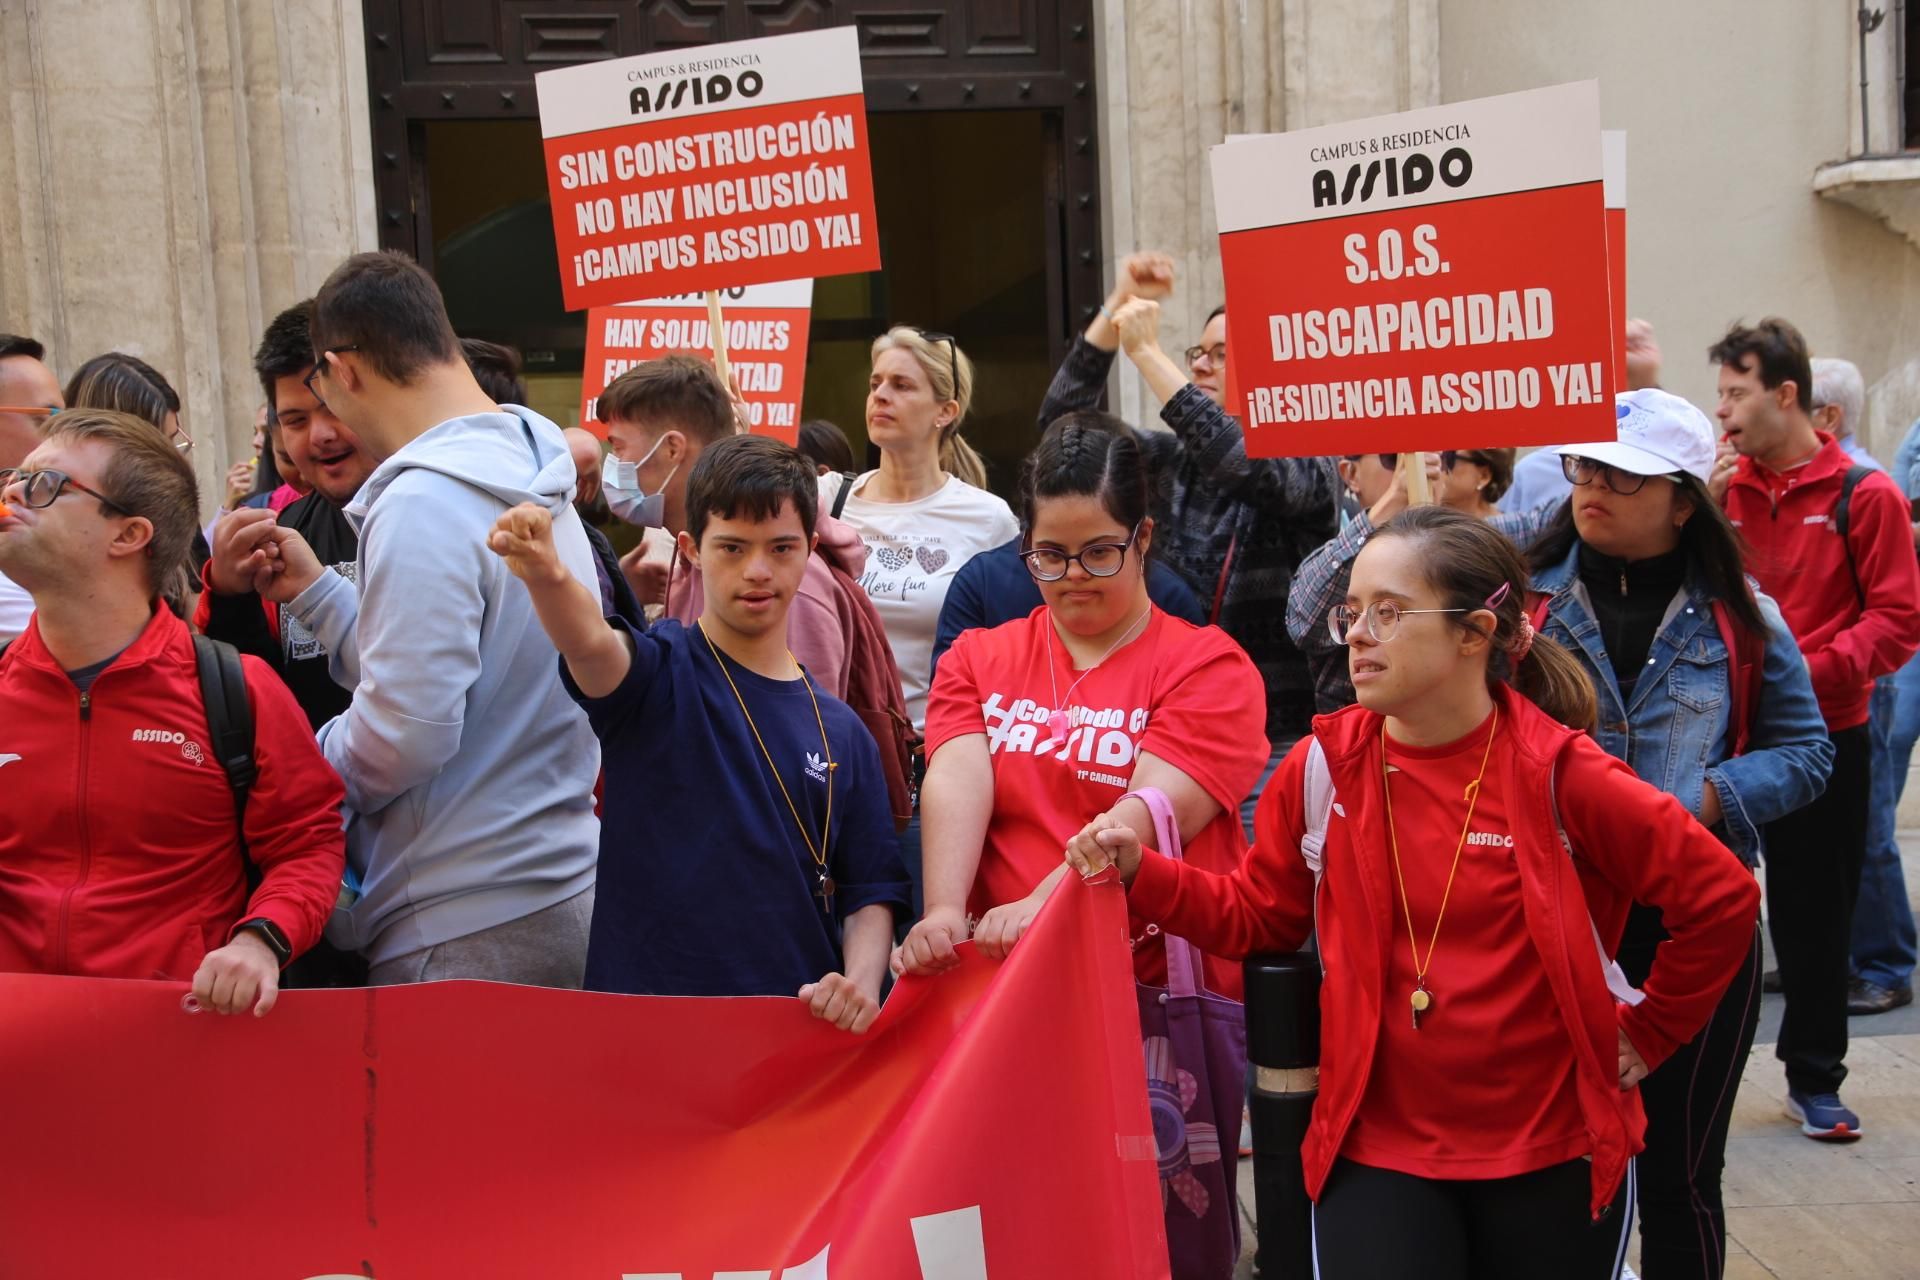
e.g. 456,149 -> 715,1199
488,503 -> 567,586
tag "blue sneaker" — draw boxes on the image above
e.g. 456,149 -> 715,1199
1785,1090 -> 1863,1141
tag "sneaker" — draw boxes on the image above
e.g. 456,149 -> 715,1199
1848,977 -> 1914,1016
1762,967 -> 1782,994
1785,1090 -> 1863,1141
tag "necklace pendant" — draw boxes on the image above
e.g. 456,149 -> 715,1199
815,872 -> 836,905
1410,982 -> 1433,1030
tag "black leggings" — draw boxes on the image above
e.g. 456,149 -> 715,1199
1312,1156 -> 1633,1280
1616,907 -> 1764,1280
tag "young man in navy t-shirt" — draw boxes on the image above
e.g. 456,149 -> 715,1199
489,433 -> 909,1031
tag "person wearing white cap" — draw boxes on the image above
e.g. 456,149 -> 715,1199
1526,388 -> 1834,1278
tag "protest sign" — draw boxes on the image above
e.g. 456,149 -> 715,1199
580,279 -> 814,444
537,27 -> 880,312
1212,81 -> 1615,457
1604,130 -> 1627,386
0,874 -> 1169,1279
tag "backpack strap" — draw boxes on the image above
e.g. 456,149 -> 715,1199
1832,463 -> 1873,607
1711,601 -> 1765,758
1547,755 -> 1645,1008
1526,591 -> 1553,634
1299,736 -> 1335,880
829,470 -> 858,521
192,633 -> 258,839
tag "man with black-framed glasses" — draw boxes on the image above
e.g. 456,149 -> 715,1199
0,409 -> 347,1014
0,333 -> 62,642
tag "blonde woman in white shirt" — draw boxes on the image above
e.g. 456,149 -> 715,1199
825,327 -> 1019,732
824,328 -> 1018,909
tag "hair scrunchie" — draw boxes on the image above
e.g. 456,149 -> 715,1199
1511,610 -> 1536,663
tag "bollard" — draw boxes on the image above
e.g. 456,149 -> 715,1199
1244,951 -> 1320,1280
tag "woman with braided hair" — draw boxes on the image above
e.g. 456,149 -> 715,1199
1068,504 -> 1764,1280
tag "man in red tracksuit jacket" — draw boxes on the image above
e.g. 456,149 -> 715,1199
1713,317 -> 1920,1140
0,408 -> 345,1016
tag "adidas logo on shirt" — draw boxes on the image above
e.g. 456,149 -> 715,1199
804,751 -> 829,782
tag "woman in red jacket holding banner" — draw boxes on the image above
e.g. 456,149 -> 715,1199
1068,507 -> 1761,1280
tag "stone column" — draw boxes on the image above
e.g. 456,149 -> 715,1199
1094,0 -> 1439,424
0,0 -> 377,510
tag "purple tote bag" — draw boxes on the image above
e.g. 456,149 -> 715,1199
1126,787 -> 1247,1280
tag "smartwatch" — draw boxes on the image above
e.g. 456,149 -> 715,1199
235,917 -> 293,968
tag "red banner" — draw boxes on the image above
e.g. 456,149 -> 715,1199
1212,81 -> 1617,456
0,874 -> 1167,1279
537,29 -> 881,311
580,280 -> 814,445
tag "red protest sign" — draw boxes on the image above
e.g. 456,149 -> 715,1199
1212,81 -> 1615,457
1603,131 -> 1627,387
537,28 -> 880,311
580,279 -> 813,444
0,875 -> 1169,1279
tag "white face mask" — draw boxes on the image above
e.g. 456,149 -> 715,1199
602,435 -> 678,528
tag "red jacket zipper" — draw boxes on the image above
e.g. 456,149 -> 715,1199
52,688 -> 92,974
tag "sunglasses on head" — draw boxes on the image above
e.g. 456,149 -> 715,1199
911,329 -> 959,399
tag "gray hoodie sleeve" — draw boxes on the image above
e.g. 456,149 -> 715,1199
289,568 -> 362,689
307,479 -> 495,817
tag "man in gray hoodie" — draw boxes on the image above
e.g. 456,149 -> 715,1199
255,251 -> 600,986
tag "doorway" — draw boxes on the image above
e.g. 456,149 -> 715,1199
364,3 -> 1104,498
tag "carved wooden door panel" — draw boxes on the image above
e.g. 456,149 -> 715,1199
362,0 -> 1103,359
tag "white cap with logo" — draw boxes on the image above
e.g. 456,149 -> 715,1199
1557,389 -> 1718,484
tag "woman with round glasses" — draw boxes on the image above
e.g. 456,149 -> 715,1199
1067,504 -> 1763,1280
901,417 -> 1265,996
1526,389 -> 1831,1279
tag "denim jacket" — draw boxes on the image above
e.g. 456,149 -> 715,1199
1533,543 -> 1834,864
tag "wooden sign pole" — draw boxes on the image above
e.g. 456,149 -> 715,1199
1404,452 -> 1433,506
706,290 -> 731,388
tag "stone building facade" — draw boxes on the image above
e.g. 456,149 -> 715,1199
4,0 -> 1917,500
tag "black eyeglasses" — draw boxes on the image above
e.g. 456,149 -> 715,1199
912,329 -> 960,399
1183,343 -> 1227,368
1343,453 -> 1400,470
1441,450 -> 1489,471
1022,523 -> 1142,582
302,346 -> 363,409
1560,454 -> 1682,497
0,467 -> 132,515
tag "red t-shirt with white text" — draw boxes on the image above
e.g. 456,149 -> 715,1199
924,607 -> 1268,995
1342,712 -> 1588,1180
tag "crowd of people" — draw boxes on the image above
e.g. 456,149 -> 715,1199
2,246 -> 1917,1280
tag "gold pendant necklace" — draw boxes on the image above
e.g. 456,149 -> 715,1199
1381,706 -> 1499,1030
698,620 -> 838,910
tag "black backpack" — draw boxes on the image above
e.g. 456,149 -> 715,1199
0,633 -> 256,839
1831,463 -> 1875,606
